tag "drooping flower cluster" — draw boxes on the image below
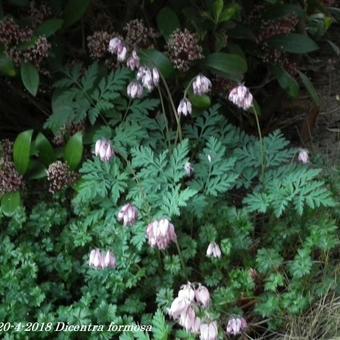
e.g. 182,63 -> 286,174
123,19 -> 157,49
228,85 -> 253,110
0,160 -> 24,195
193,74 -> 212,96
177,98 -> 192,117
206,242 -> 222,258
108,37 -> 128,62
94,139 -> 115,162
226,317 -> 247,336
298,148 -> 309,164
126,50 -> 140,71
117,203 -> 138,226
167,29 -> 203,72
89,249 -> 116,269
147,218 -> 177,250
169,283 -> 217,339
46,161 -> 78,194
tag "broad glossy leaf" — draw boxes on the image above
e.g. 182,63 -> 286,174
298,71 -> 320,106
20,63 -> 39,96
269,33 -> 319,54
63,0 -> 91,28
13,130 -> 33,175
36,18 -> 64,37
35,133 -> 56,166
272,66 -> 299,98
64,132 -> 83,170
157,7 -> 180,40
1,192 -> 21,216
140,49 -> 175,79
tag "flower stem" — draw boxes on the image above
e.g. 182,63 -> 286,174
253,106 -> 266,181
175,240 -> 188,279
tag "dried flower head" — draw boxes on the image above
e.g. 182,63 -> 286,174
0,17 -> 32,46
167,29 -> 203,72
0,160 -> 24,195
47,161 -> 78,194
87,31 -> 112,59
123,19 -> 157,49
28,2 -> 52,28
1,139 -> 13,162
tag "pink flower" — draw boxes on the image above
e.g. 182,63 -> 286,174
126,50 -> 140,70
200,321 -> 218,340
169,297 -> 190,319
147,219 -> 177,250
206,242 -> 222,258
298,148 -> 309,164
195,284 -> 210,308
103,250 -> 117,269
127,81 -> 144,99
228,84 -> 253,110
94,139 -> 114,162
178,283 -> 195,303
177,98 -> 192,116
89,249 -> 116,269
193,74 -> 212,96
108,37 -> 122,54
117,203 -> 138,226
179,306 -> 197,331
226,317 -> 247,336
152,67 -> 160,86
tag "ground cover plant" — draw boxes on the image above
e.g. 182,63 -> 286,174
0,1 -> 340,339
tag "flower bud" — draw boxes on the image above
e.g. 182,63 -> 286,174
184,161 -> 194,176
192,74 -> 212,96
226,317 -> 247,336
206,242 -> 222,258
177,98 -> 192,116
117,203 -> 138,226
117,44 -> 128,62
298,148 -> 309,164
89,249 -> 116,269
228,84 -> 253,110
169,297 -> 189,319
147,218 -> 177,250
152,67 -> 160,87
178,283 -> 195,303
127,81 -> 144,99
108,37 -> 122,54
200,321 -> 218,340
126,50 -> 140,70
195,284 -> 210,308
95,139 -> 115,162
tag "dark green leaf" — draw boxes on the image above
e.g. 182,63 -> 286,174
64,132 -> 83,170
35,132 -> 56,166
272,66 -> 299,98
0,52 -> 16,77
188,93 -> 211,109
219,4 -> 241,23
298,71 -> 320,106
140,49 -> 175,79
212,0 -> 224,22
20,63 -> 39,96
13,130 -> 33,175
1,192 -> 21,216
63,0 -> 91,28
269,33 -> 319,54
205,52 -> 247,79
157,7 -> 180,40
36,18 -> 64,37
